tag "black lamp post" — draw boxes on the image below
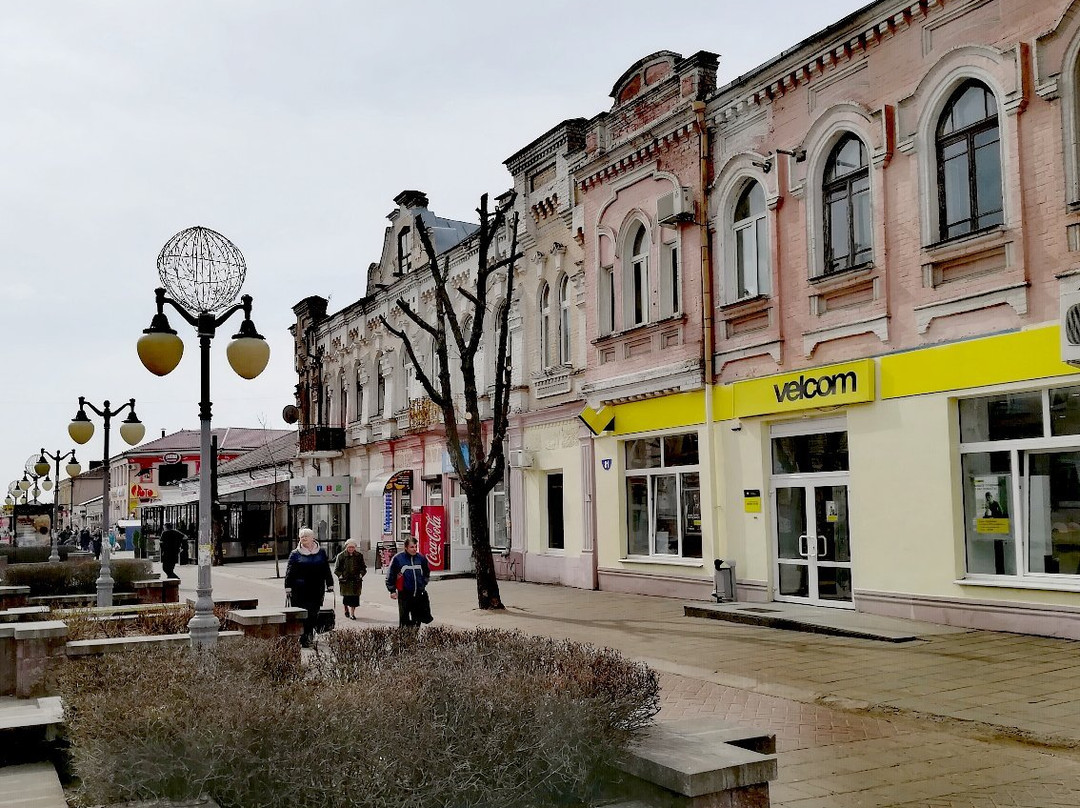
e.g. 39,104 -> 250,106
68,398 -> 145,606
137,226 -> 270,648
35,449 -> 81,563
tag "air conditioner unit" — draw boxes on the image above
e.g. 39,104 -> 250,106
657,187 -> 694,225
1061,288 -> 1080,366
508,449 -> 533,469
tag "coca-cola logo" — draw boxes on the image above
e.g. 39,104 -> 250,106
426,514 -> 443,567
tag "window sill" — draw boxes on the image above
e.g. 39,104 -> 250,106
719,294 -> 771,314
923,225 -> 1007,257
593,313 -> 688,345
620,555 -> 704,568
809,263 -> 874,288
956,576 -> 1080,594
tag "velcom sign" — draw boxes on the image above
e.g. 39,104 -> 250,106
731,359 -> 875,418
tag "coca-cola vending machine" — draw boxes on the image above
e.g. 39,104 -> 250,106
411,505 -> 446,572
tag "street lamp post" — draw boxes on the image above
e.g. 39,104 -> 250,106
68,398 -> 145,606
35,450 -> 81,563
137,226 -> 270,648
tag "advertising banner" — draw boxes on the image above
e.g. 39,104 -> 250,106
413,505 -> 446,571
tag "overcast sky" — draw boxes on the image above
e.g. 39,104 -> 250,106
0,0 -> 869,508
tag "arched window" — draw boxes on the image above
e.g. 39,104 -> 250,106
430,337 -> 441,391
397,227 -> 411,274
539,282 -> 553,368
355,366 -> 365,423
599,265 -> 615,336
937,80 -> 1002,240
625,222 -> 650,327
558,275 -> 571,365
823,135 -> 871,273
339,374 -> 348,428
402,350 -> 414,405
732,181 -> 769,299
375,367 -> 385,417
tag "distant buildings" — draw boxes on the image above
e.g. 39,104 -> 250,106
291,0 -> 1080,639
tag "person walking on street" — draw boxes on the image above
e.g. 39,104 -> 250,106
159,522 -> 184,580
285,527 -> 333,647
334,538 -> 367,620
92,531 -> 102,560
385,536 -> 432,628
79,528 -> 91,552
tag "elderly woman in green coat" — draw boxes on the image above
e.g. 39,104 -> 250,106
334,538 -> 367,619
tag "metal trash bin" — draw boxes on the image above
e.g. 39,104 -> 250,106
712,559 -> 736,602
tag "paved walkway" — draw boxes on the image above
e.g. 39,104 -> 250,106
172,561 -> 1080,807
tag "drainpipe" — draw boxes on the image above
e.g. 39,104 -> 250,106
693,100 -> 719,568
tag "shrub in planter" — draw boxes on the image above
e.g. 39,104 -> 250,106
0,545 -> 81,564
2,559 -> 152,596
58,628 -> 660,808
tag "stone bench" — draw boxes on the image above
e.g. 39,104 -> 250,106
187,596 -> 259,611
133,578 -> 180,604
0,585 -> 30,610
0,762 -> 67,808
226,607 -> 308,640
0,621 -> 69,698
0,606 -> 50,623
610,717 -> 777,807
65,630 -> 245,657
29,592 -> 141,608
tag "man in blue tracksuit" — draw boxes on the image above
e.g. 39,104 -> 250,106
385,536 -> 431,627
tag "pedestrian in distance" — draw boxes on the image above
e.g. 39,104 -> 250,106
158,522 -> 185,580
91,531 -> 102,560
79,528 -> 91,552
385,536 -> 433,628
285,527 -> 334,648
334,538 -> 367,620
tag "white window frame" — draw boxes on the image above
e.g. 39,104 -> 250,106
623,431 -> 701,560
539,281 -> 553,369
659,240 -> 680,318
731,181 -> 769,300
558,274 -> 571,364
624,222 -> 650,328
599,265 -> 615,335
957,384 -> 1080,590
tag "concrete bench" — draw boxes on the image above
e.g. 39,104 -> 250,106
0,585 -> 31,610
610,717 -> 777,807
29,592 -> 141,608
65,630 -> 245,656
133,578 -> 180,604
188,596 -> 259,611
226,607 -> 307,640
0,606 -> 50,623
0,762 -> 67,808
0,622 -> 69,698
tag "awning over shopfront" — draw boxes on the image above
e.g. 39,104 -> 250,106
363,469 -> 413,497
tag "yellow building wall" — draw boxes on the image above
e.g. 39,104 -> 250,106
718,418 -> 772,588
522,419 -> 584,557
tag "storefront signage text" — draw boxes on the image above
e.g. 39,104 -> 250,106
731,359 -> 875,418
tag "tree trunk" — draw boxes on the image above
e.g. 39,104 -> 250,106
466,486 -> 503,610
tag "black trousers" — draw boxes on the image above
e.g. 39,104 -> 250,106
162,559 -> 179,580
397,591 -> 430,627
291,588 -> 325,641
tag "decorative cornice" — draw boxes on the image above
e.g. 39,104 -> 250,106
577,122 -> 695,191
711,0 -> 941,125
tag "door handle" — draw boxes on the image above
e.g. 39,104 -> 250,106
817,535 -> 827,558
798,534 -> 809,558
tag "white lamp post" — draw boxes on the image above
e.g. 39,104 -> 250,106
137,226 -> 269,648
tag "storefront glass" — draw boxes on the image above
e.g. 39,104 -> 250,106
959,386 -> 1080,580
624,432 -> 702,559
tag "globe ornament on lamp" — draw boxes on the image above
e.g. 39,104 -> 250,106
66,459 -> 81,477
138,311 -> 184,376
69,409 -> 94,444
41,477 -> 53,492
157,226 -> 246,313
119,410 -> 146,446
227,311 -> 271,379
34,455 -> 50,477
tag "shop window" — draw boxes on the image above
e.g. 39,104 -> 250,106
624,432 -> 701,559
958,386 -> 1080,581
822,135 -> 871,273
547,473 -> 564,550
772,432 -> 848,474
936,80 -> 1003,241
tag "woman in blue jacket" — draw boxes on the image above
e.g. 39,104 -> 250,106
285,527 -> 334,647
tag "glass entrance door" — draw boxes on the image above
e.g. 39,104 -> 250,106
774,479 -> 852,606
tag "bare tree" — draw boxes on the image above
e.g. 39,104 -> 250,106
380,193 -> 519,610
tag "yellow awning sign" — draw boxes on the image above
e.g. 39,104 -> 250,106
579,405 -> 615,435
731,358 -> 875,418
